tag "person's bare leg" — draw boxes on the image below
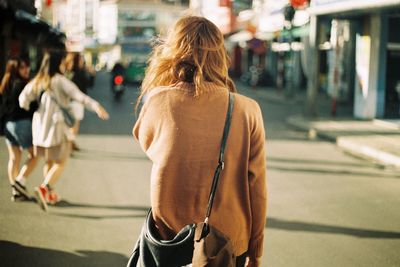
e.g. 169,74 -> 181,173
18,147 -> 38,179
71,121 -> 81,151
71,121 -> 80,136
6,144 -> 21,185
43,160 -> 54,179
43,159 -> 66,187
34,159 -> 66,211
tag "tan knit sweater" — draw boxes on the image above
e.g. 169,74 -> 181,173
133,82 -> 267,258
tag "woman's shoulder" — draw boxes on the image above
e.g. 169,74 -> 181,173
53,73 -> 76,88
53,73 -> 67,81
142,85 -> 178,103
232,92 -> 261,113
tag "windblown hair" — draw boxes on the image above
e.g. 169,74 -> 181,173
0,59 -> 19,95
137,15 -> 236,109
30,50 -> 65,93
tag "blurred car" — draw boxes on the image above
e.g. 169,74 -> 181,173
125,61 -> 147,83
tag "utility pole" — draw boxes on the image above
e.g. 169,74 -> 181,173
305,14 -> 320,117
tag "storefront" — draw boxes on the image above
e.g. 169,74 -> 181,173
306,0 -> 400,119
0,2 -> 66,76
385,15 -> 400,117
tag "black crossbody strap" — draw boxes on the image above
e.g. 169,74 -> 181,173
204,92 -> 234,223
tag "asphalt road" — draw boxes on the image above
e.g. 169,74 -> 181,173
1,71 -> 399,267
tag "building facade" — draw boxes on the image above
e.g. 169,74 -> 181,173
307,0 -> 400,119
0,0 -> 66,76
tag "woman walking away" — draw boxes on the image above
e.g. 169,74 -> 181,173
133,16 -> 267,267
19,51 -> 109,212
0,57 -> 38,202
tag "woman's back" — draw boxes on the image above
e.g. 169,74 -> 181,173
133,82 -> 266,258
2,79 -> 33,121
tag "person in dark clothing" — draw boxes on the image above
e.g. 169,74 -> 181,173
71,53 -> 89,94
111,62 -> 125,76
65,53 -> 91,151
0,57 -> 38,201
110,62 -> 125,89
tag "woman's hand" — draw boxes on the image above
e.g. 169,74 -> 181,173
245,256 -> 261,267
94,103 -> 109,120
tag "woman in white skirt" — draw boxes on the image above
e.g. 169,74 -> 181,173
19,50 -> 109,212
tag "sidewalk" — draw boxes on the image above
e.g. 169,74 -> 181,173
237,82 -> 400,169
287,114 -> 400,168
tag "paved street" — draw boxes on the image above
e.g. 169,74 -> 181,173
1,72 -> 400,267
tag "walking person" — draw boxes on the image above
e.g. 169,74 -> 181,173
133,16 -> 267,267
19,50 -> 109,212
66,52 -> 91,151
0,57 -> 38,202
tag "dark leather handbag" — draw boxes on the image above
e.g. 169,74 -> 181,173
128,93 -> 236,267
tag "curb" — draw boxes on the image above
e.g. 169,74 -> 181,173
373,119 -> 400,130
287,115 -> 400,168
286,115 -> 338,142
337,137 -> 400,169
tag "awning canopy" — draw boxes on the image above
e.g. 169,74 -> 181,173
15,10 -> 51,33
14,10 -> 66,48
15,10 -> 65,38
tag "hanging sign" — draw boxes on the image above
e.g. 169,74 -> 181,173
290,0 -> 309,8
354,34 -> 373,119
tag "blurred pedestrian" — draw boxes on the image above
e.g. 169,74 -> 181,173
0,57 -> 38,201
19,50 -> 109,212
65,52 -> 91,151
133,16 -> 267,267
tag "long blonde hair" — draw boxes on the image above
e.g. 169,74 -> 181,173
137,15 -> 236,109
30,51 -> 66,93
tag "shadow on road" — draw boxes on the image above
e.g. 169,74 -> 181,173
71,149 -> 148,162
267,217 -> 400,239
51,212 -> 147,220
268,165 -> 400,179
268,157 -> 381,168
45,201 -> 150,220
54,200 -> 150,211
0,241 -> 128,267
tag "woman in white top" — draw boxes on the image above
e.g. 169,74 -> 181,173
19,51 -> 109,212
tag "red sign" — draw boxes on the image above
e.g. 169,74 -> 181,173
220,0 -> 230,7
290,0 -> 308,8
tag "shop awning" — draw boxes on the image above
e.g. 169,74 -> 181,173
14,10 -> 66,48
308,0 -> 400,16
15,10 -> 65,37
15,10 -> 50,33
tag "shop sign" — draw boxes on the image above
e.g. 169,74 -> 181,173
354,35 -> 373,119
290,0 -> 309,8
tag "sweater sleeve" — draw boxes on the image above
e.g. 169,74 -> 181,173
132,101 -> 154,155
18,82 -> 36,111
60,75 -> 98,112
247,102 -> 267,258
